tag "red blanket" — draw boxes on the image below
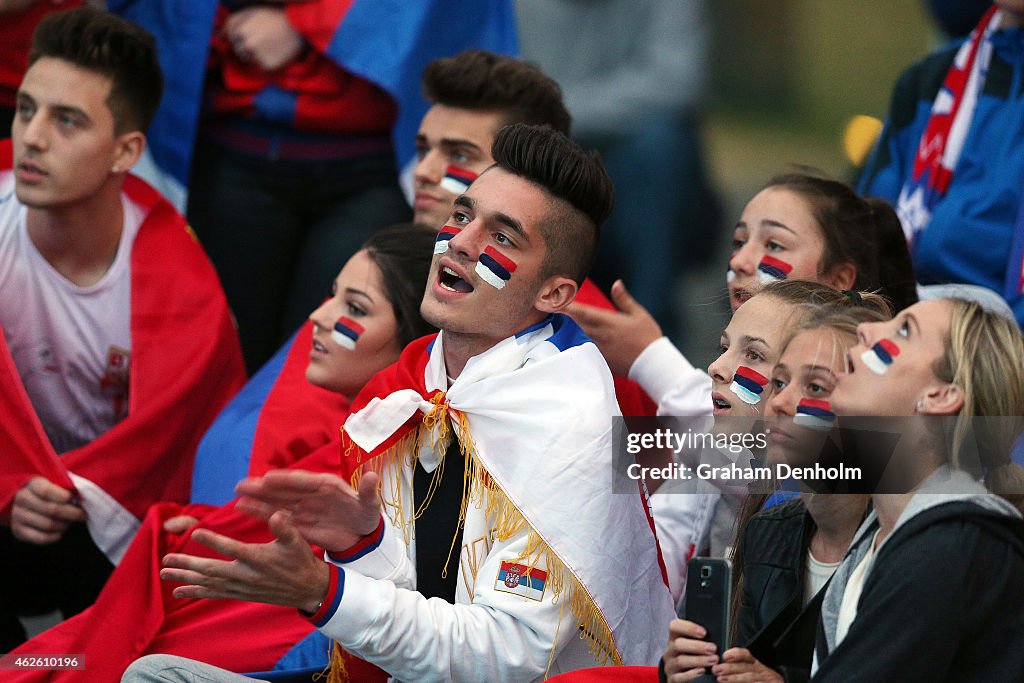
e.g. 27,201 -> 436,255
0,139 -> 246,542
8,330 -> 360,681
7,445 -> 377,681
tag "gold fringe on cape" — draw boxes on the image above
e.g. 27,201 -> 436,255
329,396 -> 621,680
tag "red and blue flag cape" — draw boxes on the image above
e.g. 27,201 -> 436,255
9,330 -> 358,682
0,139 -> 247,562
190,322 -> 350,506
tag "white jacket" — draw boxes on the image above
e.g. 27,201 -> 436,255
628,337 -> 721,601
313,315 -> 674,681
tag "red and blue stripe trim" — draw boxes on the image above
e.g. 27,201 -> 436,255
307,564 -> 345,628
326,515 -> 385,564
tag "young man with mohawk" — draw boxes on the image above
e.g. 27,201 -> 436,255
125,124 -> 674,682
412,48 -> 658,418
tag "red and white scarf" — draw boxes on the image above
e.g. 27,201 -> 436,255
896,5 -> 1001,242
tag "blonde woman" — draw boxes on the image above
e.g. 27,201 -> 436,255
812,299 -> 1024,681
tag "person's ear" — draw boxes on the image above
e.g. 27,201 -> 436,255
826,262 -> 857,291
111,131 -> 145,175
917,383 -> 964,416
535,276 -> 578,313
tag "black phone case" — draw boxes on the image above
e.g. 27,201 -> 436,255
683,558 -> 732,678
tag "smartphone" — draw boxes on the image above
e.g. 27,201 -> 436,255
683,558 -> 732,673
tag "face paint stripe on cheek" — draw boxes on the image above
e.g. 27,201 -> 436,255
439,166 -> 478,195
434,225 -> 462,255
794,398 -> 837,430
331,317 -> 365,350
757,255 -> 793,285
475,245 -> 517,290
860,339 -> 900,375
730,365 -> 769,405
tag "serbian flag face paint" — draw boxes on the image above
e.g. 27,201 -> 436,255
494,561 -> 547,601
475,245 -> 517,289
331,317 -> 365,350
860,338 -> 900,375
439,165 -> 478,195
794,398 -> 837,431
757,255 -> 793,285
730,365 -> 769,405
434,225 -> 462,255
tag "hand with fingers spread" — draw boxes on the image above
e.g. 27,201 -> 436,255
711,647 -> 783,683
234,469 -> 381,552
566,279 -> 664,377
11,476 -> 86,545
160,510 -> 329,614
663,618 -> 721,682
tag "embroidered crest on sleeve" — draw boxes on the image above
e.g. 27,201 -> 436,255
494,561 -> 547,601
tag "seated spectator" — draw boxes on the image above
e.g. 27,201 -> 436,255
122,124 -> 674,682
189,223 -> 435,507
7,224 -> 437,682
547,286 -> 890,683
663,295 -> 890,683
571,173 -> 917,419
0,7 -> 245,650
810,298 -> 1024,681
412,48 -> 656,417
859,1 -> 1024,325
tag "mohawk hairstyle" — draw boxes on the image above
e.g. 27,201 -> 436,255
491,123 -> 613,285
29,6 -> 162,134
422,50 -> 571,135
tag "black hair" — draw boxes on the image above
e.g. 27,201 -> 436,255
29,6 -> 163,134
490,123 -> 613,285
422,50 -> 571,135
362,223 -> 438,346
764,173 -> 918,312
